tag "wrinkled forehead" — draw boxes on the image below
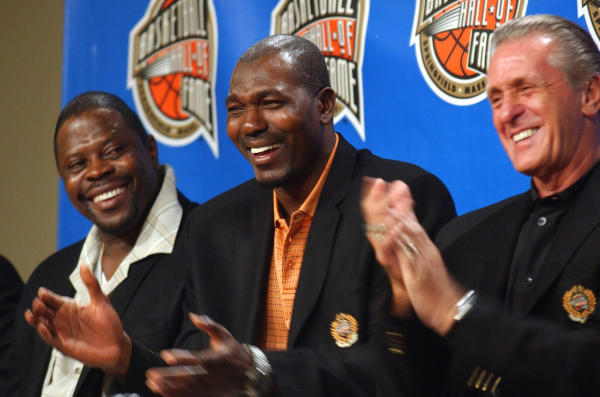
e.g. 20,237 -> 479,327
491,33 -> 556,63
59,107 -> 120,134
57,108 -> 138,150
488,34 -> 557,75
231,53 -> 299,87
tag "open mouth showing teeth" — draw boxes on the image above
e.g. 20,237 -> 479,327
250,144 -> 281,155
93,187 -> 126,203
513,128 -> 537,143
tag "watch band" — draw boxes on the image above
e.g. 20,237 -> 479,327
243,344 -> 273,397
453,289 -> 477,321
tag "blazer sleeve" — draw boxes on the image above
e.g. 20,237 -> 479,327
445,297 -> 600,396
375,173 -> 456,397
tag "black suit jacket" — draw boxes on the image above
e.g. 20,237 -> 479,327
12,193 -> 196,397
398,162 -> 600,397
427,163 -> 600,396
0,256 -> 23,397
125,136 -> 454,396
378,164 -> 600,397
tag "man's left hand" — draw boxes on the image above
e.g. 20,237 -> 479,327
146,314 -> 253,397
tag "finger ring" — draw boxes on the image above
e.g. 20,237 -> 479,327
399,234 -> 420,257
365,223 -> 386,240
405,241 -> 419,256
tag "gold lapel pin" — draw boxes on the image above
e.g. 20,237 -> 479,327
330,313 -> 359,348
562,285 -> 596,324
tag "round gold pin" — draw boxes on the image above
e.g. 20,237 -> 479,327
562,285 -> 596,324
330,313 -> 359,348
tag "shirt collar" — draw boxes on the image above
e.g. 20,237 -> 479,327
529,160 -> 600,205
273,133 -> 340,227
69,164 -> 183,299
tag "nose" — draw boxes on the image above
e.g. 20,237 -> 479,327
496,92 -> 525,126
240,106 -> 267,136
85,156 -> 114,180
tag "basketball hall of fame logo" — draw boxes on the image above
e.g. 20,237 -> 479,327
579,0 -> 600,49
411,0 -> 528,105
128,0 -> 219,157
271,0 -> 370,141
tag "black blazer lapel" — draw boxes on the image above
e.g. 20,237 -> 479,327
288,136 -> 356,345
445,194 -> 531,301
73,367 -> 103,397
73,193 -> 197,395
72,256 -> 161,395
109,256 -> 161,316
521,166 -> 600,315
233,187 -> 274,343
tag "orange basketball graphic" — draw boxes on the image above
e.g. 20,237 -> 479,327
411,0 -> 527,104
433,27 -> 477,79
149,74 -> 186,120
146,0 -> 185,121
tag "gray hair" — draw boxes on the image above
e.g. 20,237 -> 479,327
238,34 -> 330,95
490,14 -> 600,88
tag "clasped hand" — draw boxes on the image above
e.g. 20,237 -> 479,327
360,177 -> 464,336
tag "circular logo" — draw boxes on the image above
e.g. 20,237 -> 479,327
330,312 -> 359,348
411,0 -> 528,105
562,285 -> 596,324
128,0 -> 219,156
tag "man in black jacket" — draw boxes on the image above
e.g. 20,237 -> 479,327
26,38 -> 455,396
19,91 -> 196,396
363,14 -> 600,396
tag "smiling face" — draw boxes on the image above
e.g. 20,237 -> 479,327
56,108 -> 160,237
225,53 -> 335,192
487,34 -> 594,186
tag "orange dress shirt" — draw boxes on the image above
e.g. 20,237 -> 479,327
259,134 -> 339,350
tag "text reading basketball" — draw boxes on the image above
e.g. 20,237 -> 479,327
128,0 -> 219,157
271,0 -> 370,141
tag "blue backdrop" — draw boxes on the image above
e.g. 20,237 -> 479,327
58,0 -> 587,247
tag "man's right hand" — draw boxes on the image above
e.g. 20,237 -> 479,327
362,178 -> 464,336
361,177 -> 415,319
24,264 -> 132,378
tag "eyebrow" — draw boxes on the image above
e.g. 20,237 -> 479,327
60,135 -> 119,158
225,95 -> 238,105
225,88 -> 286,105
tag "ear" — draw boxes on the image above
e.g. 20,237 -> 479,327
146,134 -> 159,169
581,75 -> 600,117
316,87 -> 336,124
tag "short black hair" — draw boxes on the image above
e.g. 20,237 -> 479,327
238,34 -> 330,95
54,91 -> 147,162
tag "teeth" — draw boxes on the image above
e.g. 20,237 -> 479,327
250,144 -> 281,155
513,128 -> 537,143
93,187 -> 125,203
